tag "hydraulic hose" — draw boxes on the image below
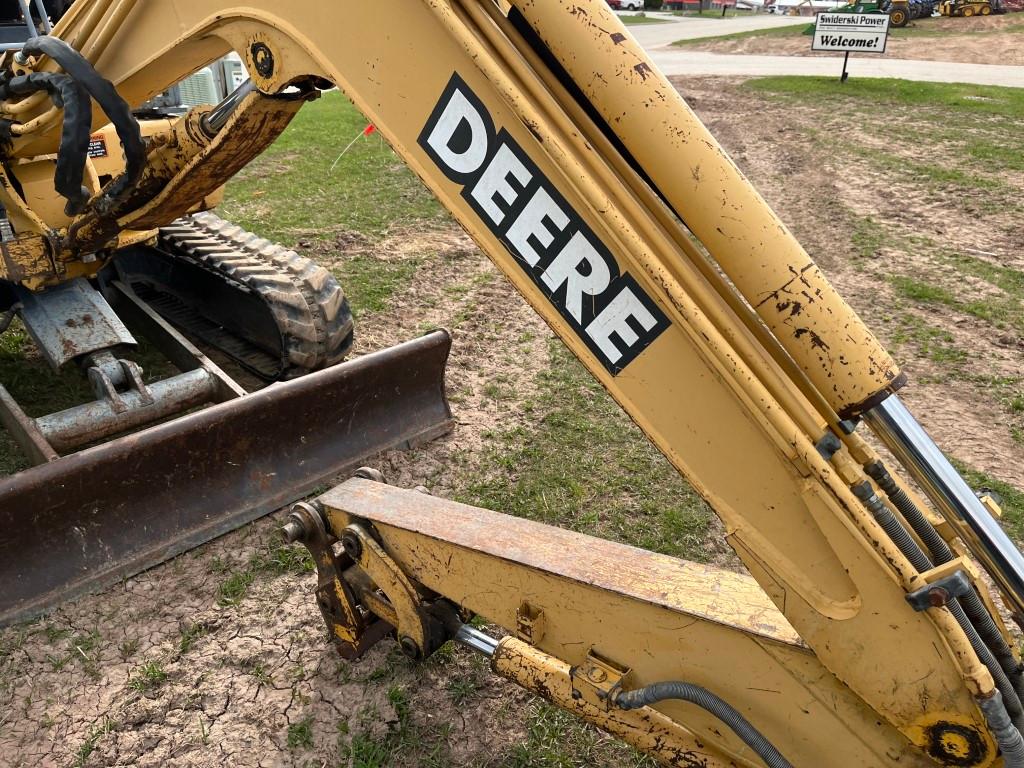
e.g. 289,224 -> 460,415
853,482 -> 1024,730
20,35 -> 144,212
979,691 -> 1024,768
866,461 -> 952,562
865,462 -> 1024,698
0,71 -> 90,212
614,681 -> 793,768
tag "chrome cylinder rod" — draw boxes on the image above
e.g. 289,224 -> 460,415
201,78 -> 257,136
864,395 -> 1024,618
454,624 -> 498,658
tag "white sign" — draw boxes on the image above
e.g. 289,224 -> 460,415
812,13 -> 890,53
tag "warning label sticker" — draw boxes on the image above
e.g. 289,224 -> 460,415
88,135 -> 108,158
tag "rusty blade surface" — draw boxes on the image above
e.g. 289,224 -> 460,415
0,331 -> 453,626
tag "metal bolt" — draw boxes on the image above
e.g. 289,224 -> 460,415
250,42 -> 274,78
341,531 -> 363,561
280,518 -> 305,544
587,666 -> 608,683
354,466 -> 386,483
399,636 -> 421,660
928,586 -> 951,607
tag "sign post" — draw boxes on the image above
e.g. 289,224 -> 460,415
811,12 -> 891,82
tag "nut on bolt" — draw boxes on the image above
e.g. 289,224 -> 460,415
279,501 -> 325,544
341,530 -> 363,561
280,516 -> 305,544
250,41 -> 275,78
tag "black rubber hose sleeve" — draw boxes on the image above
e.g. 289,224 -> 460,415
0,71 -> 91,212
20,35 -> 144,210
615,681 -> 794,768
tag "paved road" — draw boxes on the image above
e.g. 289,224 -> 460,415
618,11 -> 1024,87
621,12 -> 808,48
649,49 -> 1024,86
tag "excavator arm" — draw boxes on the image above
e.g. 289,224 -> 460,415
1,1 -> 1023,765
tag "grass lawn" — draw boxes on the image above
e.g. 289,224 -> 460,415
673,17 -> 1024,45
219,94 -> 448,245
743,76 -> 1024,116
672,21 -> 806,45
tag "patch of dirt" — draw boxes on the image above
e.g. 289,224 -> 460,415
686,14 -> 1024,65
676,75 -> 1024,489
302,225 -> 555,489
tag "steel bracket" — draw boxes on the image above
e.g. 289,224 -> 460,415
571,649 -> 630,711
16,278 -> 136,370
281,503 -> 391,659
516,602 -> 545,644
906,560 -> 976,611
85,351 -> 154,413
340,522 -> 445,661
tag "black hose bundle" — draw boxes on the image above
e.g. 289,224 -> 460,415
852,481 -> 1024,732
0,71 -> 91,212
980,690 -> 1024,768
615,681 -> 794,768
18,35 -> 145,213
864,462 -> 1024,700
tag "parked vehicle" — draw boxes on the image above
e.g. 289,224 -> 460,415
939,0 -> 1004,15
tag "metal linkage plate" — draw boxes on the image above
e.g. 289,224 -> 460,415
16,278 -> 136,370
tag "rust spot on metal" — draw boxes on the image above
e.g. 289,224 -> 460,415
522,118 -> 544,144
776,300 -> 803,319
794,327 -> 831,354
632,62 -> 653,81
754,263 -> 815,310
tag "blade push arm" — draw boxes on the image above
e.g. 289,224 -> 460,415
287,478 -> 935,768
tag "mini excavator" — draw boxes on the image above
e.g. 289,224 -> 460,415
1,2 -> 1023,766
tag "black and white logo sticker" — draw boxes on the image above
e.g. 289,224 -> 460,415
418,74 -> 669,374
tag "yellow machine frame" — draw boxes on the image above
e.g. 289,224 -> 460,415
1,2 -> 1021,765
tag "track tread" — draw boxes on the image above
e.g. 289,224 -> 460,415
157,212 -> 353,380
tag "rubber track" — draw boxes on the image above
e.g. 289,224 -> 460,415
158,212 -> 353,380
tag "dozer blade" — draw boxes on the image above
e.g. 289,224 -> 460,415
0,331 -> 453,626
